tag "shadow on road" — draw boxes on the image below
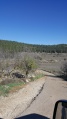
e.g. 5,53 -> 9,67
45,74 -> 67,81
16,113 -> 50,119
56,75 -> 67,81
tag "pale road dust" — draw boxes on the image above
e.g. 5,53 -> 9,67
0,70 -> 67,119
17,71 -> 67,119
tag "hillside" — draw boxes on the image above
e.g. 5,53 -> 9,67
0,39 -> 67,53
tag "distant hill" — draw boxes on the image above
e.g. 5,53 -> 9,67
0,39 -> 67,53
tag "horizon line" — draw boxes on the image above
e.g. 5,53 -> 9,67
0,39 -> 67,46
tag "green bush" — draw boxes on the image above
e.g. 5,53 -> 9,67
23,56 -> 37,77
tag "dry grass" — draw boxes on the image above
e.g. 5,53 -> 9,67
0,52 -> 67,96
9,84 -> 25,93
38,53 -> 67,74
0,53 -> 67,76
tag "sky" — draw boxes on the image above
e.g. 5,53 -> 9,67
0,0 -> 67,45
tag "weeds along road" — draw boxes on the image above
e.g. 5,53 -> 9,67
17,73 -> 67,119
0,71 -> 67,119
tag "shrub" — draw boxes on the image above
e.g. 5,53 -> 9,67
64,58 -> 66,61
61,62 -> 67,79
23,56 -> 37,77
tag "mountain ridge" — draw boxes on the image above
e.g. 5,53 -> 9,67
0,39 -> 67,53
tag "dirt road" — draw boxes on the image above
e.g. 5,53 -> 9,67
17,73 -> 67,119
0,71 -> 67,119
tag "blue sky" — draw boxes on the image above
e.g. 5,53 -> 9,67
0,0 -> 67,45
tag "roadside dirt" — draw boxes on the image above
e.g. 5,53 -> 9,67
0,71 -> 45,119
0,70 -> 67,119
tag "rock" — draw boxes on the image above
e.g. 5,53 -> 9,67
28,74 -> 35,79
26,79 -> 29,83
12,72 -> 25,79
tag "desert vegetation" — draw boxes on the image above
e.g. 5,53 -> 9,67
0,40 -> 67,96
0,51 -> 44,96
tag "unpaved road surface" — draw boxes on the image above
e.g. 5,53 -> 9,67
17,73 -> 67,119
0,71 -> 67,119
0,73 -> 45,119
